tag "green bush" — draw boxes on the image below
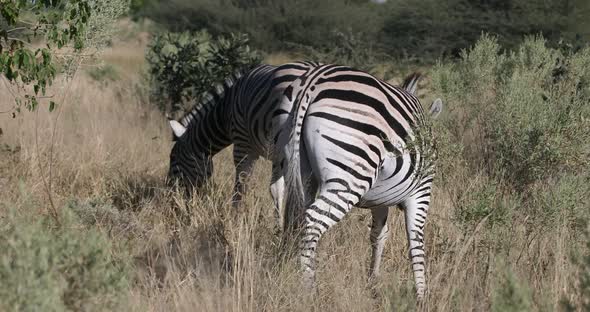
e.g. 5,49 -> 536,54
432,34 -> 590,190
526,173 -> 590,231
0,206 -> 129,311
562,228 -> 590,311
492,266 -> 532,312
379,0 -> 587,60
146,30 -> 261,113
295,29 -> 399,80
135,0 -> 590,63
382,280 -> 417,311
453,179 -> 515,230
136,0 -> 385,52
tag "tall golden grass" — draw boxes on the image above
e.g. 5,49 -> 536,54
0,35 -> 584,311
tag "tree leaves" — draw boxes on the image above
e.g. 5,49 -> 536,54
146,30 -> 261,114
0,0 -> 93,114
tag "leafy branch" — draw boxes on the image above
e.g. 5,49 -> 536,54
0,0 -> 91,114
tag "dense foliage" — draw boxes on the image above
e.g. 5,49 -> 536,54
380,0 -> 589,59
133,0 -> 590,62
430,34 -> 590,310
146,30 -> 261,114
432,34 -> 590,255
433,35 -> 590,190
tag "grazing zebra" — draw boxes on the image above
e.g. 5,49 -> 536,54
273,64 -> 442,299
167,61 -> 319,213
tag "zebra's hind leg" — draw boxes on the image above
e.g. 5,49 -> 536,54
270,158 -> 317,232
401,195 -> 430,300
232,152 -> 256,208
369,206 -> 390,281
298,183 -> 356,289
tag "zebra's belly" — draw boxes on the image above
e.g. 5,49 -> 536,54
359,154 -> 417,208
360,179 -> 416,208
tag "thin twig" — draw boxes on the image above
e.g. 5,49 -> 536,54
30,55 -> 85,227
46,55 -> 83,224
6,37 -> 32,46
53,52 -> 98,57
1,77 -> 20,100
34,103 -> 60,225
6,27 -> 27,33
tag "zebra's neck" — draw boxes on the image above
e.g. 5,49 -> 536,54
179,71 -> 244,157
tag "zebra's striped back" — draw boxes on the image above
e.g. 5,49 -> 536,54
275,64 -> 442,299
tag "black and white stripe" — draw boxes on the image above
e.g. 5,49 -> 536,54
168,61 -> 319,212
273,64 -> 442,298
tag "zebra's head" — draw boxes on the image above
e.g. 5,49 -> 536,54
167,120 -> 213,194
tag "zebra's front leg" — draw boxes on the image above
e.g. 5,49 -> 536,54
369,206 -> 390,281
401,196 -> 430,299
232,153 -> 256,208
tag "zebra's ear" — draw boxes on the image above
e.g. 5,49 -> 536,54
402,72 -> 421,95
429,98 -> 443,119
169,120 -> 187,138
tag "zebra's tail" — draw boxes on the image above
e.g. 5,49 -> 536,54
283,82 -> 312,235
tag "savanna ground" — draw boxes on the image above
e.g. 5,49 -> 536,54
1,21 -> 589,311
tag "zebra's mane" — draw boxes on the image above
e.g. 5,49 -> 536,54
177,69 -> 247,128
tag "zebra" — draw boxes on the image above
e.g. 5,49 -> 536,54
167,61 -> 319,214
272,64 -> 442,299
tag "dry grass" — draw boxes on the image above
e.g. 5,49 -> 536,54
0,33 -> 584,311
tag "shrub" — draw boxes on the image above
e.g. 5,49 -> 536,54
135,0 -> 590,64
525,173 -> 590,232
562,228 -> 590,311
453,178 -> 515,230
0,206 -> 129,311
492,266 -> 532,312
295,29 -> 399,80
381,280 -> 417,311
379,0 -> 585,60
432,34 -> 590,190
136,0 -> 385,52
146,30 -> 261,114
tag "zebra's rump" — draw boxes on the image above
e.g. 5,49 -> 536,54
288,64 -> 433,209
359,154 -> 419,208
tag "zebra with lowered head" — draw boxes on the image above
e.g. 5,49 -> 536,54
167,61 -> 318,214
273,64 -> 442,299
